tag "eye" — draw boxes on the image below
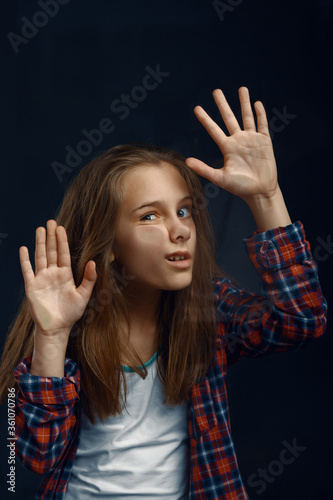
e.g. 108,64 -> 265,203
141,213 -> 157,221
178,205 -> 192,218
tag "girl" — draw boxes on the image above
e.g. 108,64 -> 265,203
0,87 -> 327,499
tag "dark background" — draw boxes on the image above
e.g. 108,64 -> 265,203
0,0 -> 332,498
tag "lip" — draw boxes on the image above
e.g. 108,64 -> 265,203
165,251 -> 192,269
165,257 -> 192,269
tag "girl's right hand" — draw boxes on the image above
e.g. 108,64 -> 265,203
19,219 -> 98,336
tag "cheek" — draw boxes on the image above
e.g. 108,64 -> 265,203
117,227 -> 163,259
130,227 -> 166,270
135,226 -> 166,249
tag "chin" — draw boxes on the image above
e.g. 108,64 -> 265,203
164,278 -> 193,291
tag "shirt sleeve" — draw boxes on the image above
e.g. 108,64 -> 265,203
14,354 -> 80,475
214,220 -> 328,366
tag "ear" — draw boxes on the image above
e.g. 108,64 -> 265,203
110,251 -> 116,263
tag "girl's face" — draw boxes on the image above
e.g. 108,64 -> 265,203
110,162 -> 196,293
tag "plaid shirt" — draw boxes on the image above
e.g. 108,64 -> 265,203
14,220 -> 327,499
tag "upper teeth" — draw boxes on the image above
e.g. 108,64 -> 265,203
168,256 -> 186,261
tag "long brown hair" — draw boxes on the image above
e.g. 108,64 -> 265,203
0,142 -> 240,425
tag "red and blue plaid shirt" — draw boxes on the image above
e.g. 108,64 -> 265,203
14,220 -> 328,499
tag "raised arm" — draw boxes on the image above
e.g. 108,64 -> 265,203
14,354 -> 81,475
214,221 -> 327,364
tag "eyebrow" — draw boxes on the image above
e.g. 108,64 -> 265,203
131,195 -> 193,214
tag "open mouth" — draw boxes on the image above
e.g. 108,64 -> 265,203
166,256 -> 187,261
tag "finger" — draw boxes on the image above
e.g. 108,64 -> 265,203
185,157 -> 222,186
35,226 -> 47,274
56,225 -> 72,268
19,246 -> 35,288
239,87 -> 256,131
254,101 -> 270,137
194,106 -> 227,145
212,88 -> 241,135
46,219 -> 58,268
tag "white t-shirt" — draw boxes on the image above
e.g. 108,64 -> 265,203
65,348 -> 190,498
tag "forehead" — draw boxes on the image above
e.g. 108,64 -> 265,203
120,162 -> 190,200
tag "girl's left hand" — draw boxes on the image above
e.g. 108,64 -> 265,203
185,87 -> 278,202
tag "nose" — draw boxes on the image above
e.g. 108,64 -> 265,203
168,216 -> 192,242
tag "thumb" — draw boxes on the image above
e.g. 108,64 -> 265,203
185,157 -> 222,187
76,260 -> 98,301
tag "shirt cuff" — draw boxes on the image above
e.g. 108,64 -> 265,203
14,354 -> 80,406
242,220 -> 313,274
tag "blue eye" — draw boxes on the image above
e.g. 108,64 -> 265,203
178,206 -> 192,217
141,213 -> 157,221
